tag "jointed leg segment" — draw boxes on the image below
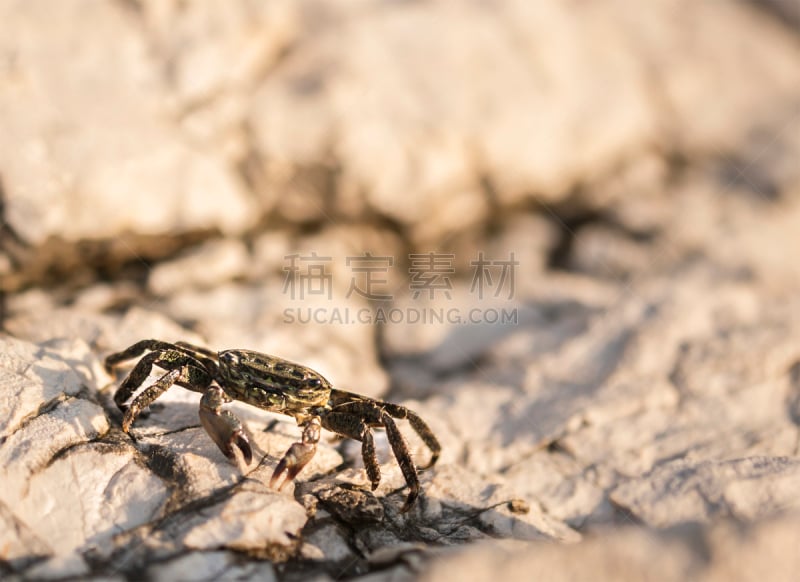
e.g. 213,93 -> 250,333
321,411 -> 382,488
381,402 -> 442,469
380,411 -> 420,512
104,339 -> 201,373
122,368 -> 182,432
325,398 -> 435,512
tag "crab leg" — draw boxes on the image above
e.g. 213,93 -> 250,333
105,339 -> 216,373
122,368 -> 181,432
324,400 -> 421,512
112,350 -> 213,431
320,411 -> 382,489
381,402 -> 442,470
379,412 -> 421,512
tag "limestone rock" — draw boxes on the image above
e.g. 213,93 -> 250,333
147,551 -> 277,582
0,0 -> 257,246
421,514 -> 800,582
179,487 -> 306,556
610,457 -> 800,527
3,0 -> 797,251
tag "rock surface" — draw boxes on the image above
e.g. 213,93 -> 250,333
1,0 -> 800,580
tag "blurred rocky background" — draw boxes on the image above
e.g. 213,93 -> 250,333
2,0 -> 800,580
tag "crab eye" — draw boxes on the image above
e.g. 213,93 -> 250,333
220,351 -> 239,367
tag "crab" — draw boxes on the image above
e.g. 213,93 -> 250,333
104,340 -> 441,511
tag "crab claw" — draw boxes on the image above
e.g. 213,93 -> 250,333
199,407 -> 253,465
199,388 -> 253,465
270,418 -> 320,490
270,442 -> 316,490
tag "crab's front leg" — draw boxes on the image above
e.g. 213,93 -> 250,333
270,417 -> 321,490
199,386 -> 253,465
110,348 -> 214,432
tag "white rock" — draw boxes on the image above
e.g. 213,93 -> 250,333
250,0 -> 800,240
0,501 -> 52,569
148,550 -> 277,582
423,465 -> 579,543
301,523 -> 355,563
1,398 -> 110,501
12,447 -> 167,557
610,457 -> 800,527
180,488 -> 307,554
0,0 -> 258,245
148,239 -> 251,296
22,553 -> 91,580
0,335 -> 89,439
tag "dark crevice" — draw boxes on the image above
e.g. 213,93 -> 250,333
140,444 -> 197,512
0,229 -> 219,295
478,173 -> 506,238
45,436 -> 125,469
0,175 -> 30,270
9,391 -> 67,432
607,498 -> 646,527
743,0 -> 800,32
546,438 -> 576,458
668,341 -> 693,410
147,424 -> 203,438
3,389 -> 75,443
784,360 -> 800,428
542,202 -> 658,272
0,182 -> 660,314
83,476 -> 298,578
544,208 -> 605,270
0,174 -> 29,330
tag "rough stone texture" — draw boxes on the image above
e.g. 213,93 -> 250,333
610,457 -> 800,526
147,551 -> 277,582
1,0 -> 800,580
0,333 -> 333,575
0,0 -> 259,244
421,515 -> 800,582
2,0 -> 799,249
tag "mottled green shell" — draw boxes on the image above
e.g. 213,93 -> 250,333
217,349 -> 332,413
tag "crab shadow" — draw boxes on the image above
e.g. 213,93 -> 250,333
384,298 -> 601,400
385,297 -> 655,449
106,394 -> 297,469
